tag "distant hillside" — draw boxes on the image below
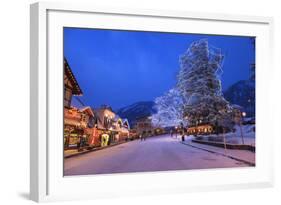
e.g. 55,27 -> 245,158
116,101 -> 157,126
223,80 -> 255,117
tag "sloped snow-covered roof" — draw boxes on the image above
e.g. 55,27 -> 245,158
113,115 -> 121,121
64,58 -> 83,95
122,118 -> 130,128
232,104 -> 244,110
79,106 -> 94,116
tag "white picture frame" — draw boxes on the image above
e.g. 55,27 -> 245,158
30,2 -> 274,202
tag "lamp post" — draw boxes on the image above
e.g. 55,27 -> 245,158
218,110 -> 227,154
239,112 -> 246,145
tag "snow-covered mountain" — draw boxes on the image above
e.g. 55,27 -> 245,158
116,79 -> 255,127
223,80 -> 255,117
116,101 -> 157,126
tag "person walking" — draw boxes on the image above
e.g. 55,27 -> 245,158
181,129 -> 185,141
170,130 -> 173,138
143,133 -> 146,141
139,134 -> 143,141
142,131 -> 146,141
180,123 -> 185,142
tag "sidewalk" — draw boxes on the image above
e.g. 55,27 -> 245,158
180,138 -> 255,166
191,139 -> 255,152
64,140 -> 128,158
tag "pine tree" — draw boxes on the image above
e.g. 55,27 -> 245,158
177,39 -> 233,129
151,88 -> 184,128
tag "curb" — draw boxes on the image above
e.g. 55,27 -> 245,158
192,139 -> 255,152
180,141 -> 255,166
64,141 -> 128,159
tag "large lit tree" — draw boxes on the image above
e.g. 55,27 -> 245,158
151,88 -> 184,128
177,39 -> 233,128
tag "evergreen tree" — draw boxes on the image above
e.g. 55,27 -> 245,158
177,39 -> 233,129
151,88 -> 184,127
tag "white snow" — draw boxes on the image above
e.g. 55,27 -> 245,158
193,124 -> 255,146
224,124 -> 255,146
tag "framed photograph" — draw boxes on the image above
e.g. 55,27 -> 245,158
30,2 -> 274,202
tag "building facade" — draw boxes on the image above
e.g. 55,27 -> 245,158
135,116 -> 154,137
63,58 -> 132,151
63,58 -> 88,150
93,106 -> 131,145
64,58 -> 83,107
64,106 -> 95,149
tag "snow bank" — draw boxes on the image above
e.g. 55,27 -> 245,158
193,124 -> 255,146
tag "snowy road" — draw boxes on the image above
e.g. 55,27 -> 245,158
64,134 -> 248,176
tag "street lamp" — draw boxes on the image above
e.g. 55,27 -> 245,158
239,111 -> 246,145
175,126 -> 178,138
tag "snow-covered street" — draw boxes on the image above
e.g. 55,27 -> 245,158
64,134 -> 249,176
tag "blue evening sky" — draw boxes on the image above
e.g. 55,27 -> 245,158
64,28 -> 255,110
